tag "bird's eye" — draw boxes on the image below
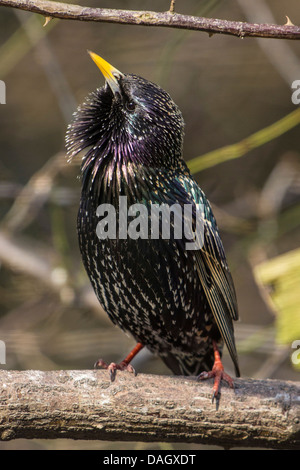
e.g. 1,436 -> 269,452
126,101 -> 136,112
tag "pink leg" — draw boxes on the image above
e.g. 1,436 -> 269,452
198,340 -> 234,409
94,342 -> 144,382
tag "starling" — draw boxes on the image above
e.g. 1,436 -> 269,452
66,52 -> 240,403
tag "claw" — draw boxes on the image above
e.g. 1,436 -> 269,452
94,359 -> 137,381
94,358 -> 138,381
197,341 -> 235,410
109,364 -> 117,382
94,342 -> 143,381
94,358 -> 108,369
212,391 -> 221,411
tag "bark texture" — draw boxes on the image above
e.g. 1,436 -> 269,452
0,0 -> 300,40
0,370 -> 299,448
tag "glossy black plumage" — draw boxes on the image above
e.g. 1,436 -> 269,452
66,57 -> 240,378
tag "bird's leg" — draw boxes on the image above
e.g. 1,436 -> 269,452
197,340 -> 234,409
94,342 -> 144,382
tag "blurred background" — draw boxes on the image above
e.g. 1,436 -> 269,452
0,0 -> 299,449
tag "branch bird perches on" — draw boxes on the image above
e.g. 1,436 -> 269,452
0,370 -> 299,448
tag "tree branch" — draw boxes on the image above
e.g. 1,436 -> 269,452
0,370 -> 299,448
1,0 -> 300,40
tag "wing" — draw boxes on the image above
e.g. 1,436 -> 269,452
113,163 -> 240,376
177,168 -> 240,376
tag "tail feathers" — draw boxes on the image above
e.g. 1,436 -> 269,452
160,350 -> 215,377
160,344 -> 240,378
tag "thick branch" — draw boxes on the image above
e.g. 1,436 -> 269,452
0,370 -> 299,448
1,0 -> 300,40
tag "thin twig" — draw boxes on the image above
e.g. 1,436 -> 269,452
1,152 -> 66,232
0,0 -> 300,39
237,0 -> 300,84
0,230 -> 104,314
169,0 -> 176,14
14,11 -> 77,122
187,108 -> 300,174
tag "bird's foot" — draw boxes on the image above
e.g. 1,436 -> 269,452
198,367 -> 234,409
94,359 -> 136,382
94,342 -> 144,382
197,341 -> 235,410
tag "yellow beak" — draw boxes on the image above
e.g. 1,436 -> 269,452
88,51 -> 124,95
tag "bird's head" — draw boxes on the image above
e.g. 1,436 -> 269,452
66,52 -> 185,174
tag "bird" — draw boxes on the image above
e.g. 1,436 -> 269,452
66,51 -> 240,406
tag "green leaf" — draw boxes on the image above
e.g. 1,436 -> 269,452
254,248 -> 300,370
187,108 -> 300,174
